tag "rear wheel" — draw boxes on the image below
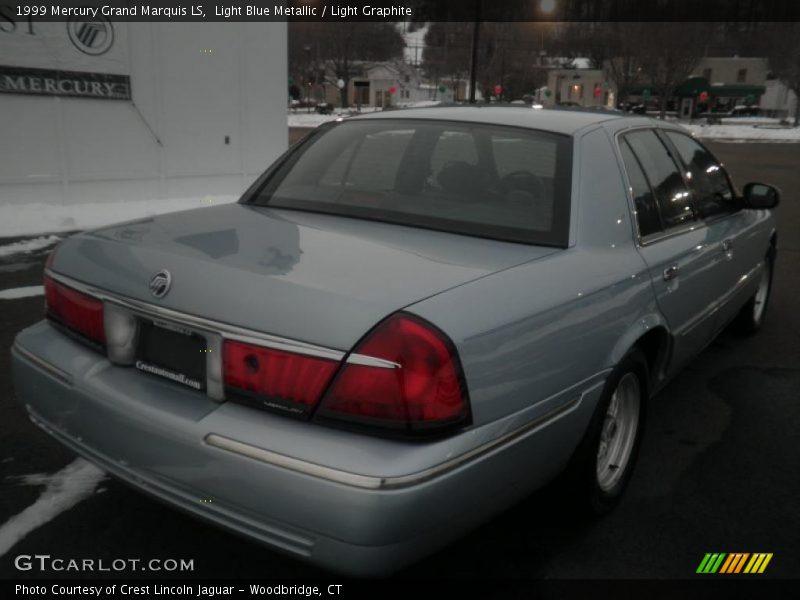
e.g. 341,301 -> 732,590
564,350 -> 648,514
736,256 -> 773,335
595,372 -> 641,494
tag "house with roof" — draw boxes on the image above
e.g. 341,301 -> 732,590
317,61 -> 462,109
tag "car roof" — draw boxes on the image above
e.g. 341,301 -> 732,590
348,105 -> 638,136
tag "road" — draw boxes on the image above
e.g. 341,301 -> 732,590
0,142 -> 798,580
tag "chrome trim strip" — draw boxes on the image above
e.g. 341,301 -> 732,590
45,269 -> 346,362
638,223 -> 705,247
716,261 -> 762,312
12,342 -> 73,386
346,353 -> 401,369
205,381 -> 597,490
674,261 -> 762,337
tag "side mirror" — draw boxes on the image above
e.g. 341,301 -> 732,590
742,182 -> 780,209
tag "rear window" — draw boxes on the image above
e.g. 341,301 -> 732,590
248,119 -> 573,246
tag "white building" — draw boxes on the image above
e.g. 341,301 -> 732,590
761,78 -> 798,120
544,68 -> 614,108
0,21 -> 287,207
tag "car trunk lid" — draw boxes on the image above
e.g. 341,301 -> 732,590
50,204 -> 557,350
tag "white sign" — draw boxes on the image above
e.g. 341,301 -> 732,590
0,12 -> 129,75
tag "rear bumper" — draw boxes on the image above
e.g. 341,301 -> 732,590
12,320 -> 603,575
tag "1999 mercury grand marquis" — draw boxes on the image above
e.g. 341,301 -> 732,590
12,107 -> 780,575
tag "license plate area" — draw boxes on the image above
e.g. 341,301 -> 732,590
135,320 -> 207,391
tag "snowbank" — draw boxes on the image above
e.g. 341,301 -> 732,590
684,123 -> 800,142
0,195 -> 238,239
288,113 -> 342,127
395,100 -> 442,109
0,235 -> 61,258
0,286 -> 44,300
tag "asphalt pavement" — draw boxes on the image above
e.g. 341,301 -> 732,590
0,142 -> 798,580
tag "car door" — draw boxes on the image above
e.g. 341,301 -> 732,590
618,129 -> 723,372
662,130 -> 763,333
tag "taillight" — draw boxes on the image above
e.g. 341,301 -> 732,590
315,313 -> 470,435
44,275 -> 105,345
223,340 -> 339,417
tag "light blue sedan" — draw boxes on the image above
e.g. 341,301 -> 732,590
12,107 -> 779,575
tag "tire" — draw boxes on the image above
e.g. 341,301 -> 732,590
563,349 -> 648,515
736,254 -> 774,335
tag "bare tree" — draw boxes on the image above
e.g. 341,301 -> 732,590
423,22 -> 473,101
765,23 -> 800,126
636,23 -> 709,119
601,23 -> 644,107
477,23 -> 551,101
555,22 -> 612,69
424,22 -> 551,102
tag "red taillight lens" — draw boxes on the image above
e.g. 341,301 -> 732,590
316,313 -> 470,434
223,340 -> 339,416
44,275 -> 105,344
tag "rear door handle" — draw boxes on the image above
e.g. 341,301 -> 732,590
663,265 -> 679,281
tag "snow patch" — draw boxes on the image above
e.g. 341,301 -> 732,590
0,459 -> 106,556
0,235 -> 61,258
0,286 -> 44,300
684,123 -> 800,142
287,102 -> 442,129
0,195 -> 238,238
288,113 -> 342,128
395,100 -> 442,109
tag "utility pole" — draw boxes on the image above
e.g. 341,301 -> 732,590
468,0 -> 481,103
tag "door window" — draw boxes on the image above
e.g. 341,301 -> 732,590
623,130 -> 696,231
665,131 -> 736,219
619,139 -> 663,237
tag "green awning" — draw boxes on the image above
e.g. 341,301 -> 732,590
708,84 -> 766,98
627,78 -> 766,98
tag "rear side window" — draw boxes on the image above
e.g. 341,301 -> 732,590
623,130 -> 696,231
619,139 -> 662,237
665,131 -> 736,219
251,119 -> 573,246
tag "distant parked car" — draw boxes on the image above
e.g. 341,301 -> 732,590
13,107 -> 780,576
619,101 -> 647,115
315,102 -> 334,115
730,105 -> 761,118
289,97 -> 317,111
697,105 -> 761,122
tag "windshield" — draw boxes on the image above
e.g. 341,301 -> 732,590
248,119 -> 573,246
